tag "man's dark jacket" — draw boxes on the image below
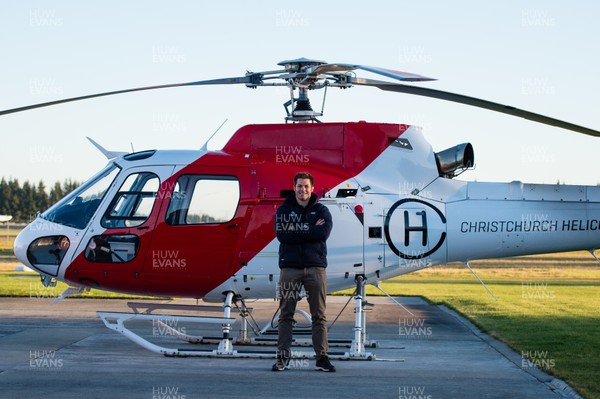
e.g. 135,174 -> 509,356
275,193 -> 333,268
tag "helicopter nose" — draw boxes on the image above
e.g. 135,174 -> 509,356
14,219 -> 72,276
14,227 -> 33,268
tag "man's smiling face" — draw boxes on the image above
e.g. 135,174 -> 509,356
294,178 -> 313,204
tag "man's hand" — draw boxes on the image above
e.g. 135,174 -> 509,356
316,219 -> 325,226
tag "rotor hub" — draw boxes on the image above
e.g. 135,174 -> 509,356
277,57 -> 327,74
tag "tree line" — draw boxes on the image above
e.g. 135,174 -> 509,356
0,178 -> 80,222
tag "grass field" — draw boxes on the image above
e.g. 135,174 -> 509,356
0,227 -> 20,260
1,233 -> 599,397
338,265 -> 600,399
0,272 -> 157,299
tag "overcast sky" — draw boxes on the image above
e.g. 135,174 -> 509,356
1,1 -> 599,188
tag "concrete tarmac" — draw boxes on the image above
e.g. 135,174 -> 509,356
0,296 -> 580,399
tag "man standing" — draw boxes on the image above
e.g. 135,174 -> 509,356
272,172 -> 335,372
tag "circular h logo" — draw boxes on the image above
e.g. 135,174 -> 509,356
384,199 -> 446,259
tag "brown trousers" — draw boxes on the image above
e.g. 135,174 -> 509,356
277,267 -> 328,357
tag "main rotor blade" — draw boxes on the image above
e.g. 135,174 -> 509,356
353,78 -> 600,137
312,63 -> 435,82
0,76 -> 252,116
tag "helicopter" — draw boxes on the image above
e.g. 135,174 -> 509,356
7,57 -> 600,358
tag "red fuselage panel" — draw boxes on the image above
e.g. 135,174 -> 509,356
64,122 -> 407,297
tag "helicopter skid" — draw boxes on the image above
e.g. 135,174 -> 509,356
123,300 -> 376,348
144,320 -> 361,348
97,281 -> 378,359
155,321 -> 374,349
96,311 -> 375,359
97,311 -> 237,355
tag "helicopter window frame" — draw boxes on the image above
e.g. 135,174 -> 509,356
101,172 -> 160,229
165,175 -> 240,226
84,234 -> 140,263
40,163 -> 121,230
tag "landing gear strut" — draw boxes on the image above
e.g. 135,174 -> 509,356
217,291 -> 234,354
348,275 -> 374,358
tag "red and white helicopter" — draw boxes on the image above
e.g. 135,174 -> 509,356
7,58 -> 600,359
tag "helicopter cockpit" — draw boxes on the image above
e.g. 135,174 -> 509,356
41,164 -> 120,230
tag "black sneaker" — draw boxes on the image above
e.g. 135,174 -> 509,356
315,356 -> 336,372
272,355 -> 290,372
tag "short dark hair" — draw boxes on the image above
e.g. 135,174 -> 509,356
294,172 -> 314,187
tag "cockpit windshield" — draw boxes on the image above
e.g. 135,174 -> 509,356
41,164 -> 120,229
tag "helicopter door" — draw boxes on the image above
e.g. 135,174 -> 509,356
363,194 -> 390,279
321,196 -> 365,281
146,168 -> 247,281
75,166 -> 175,275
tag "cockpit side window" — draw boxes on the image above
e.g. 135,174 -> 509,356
165,175 -> 240,225
102,172 -> 159,228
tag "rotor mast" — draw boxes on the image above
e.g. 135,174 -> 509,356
278,58 -> 328,123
